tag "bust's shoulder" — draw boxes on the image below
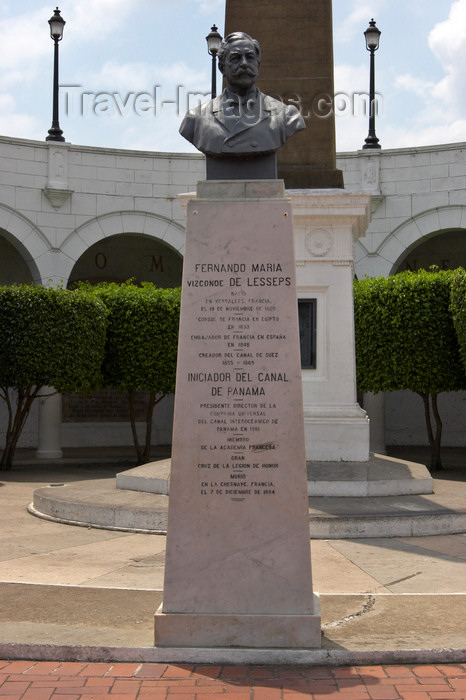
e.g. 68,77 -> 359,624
260,92 -> 306,134
262,92 -> 300,117
179,95 -> 223,142
262,92 -> 284,108
186,95 -> 222,118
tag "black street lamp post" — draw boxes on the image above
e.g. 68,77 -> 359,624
206,24 -> 222,98
46,7 -> 66,142
362,18 -> 381,150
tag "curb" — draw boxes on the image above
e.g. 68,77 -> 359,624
1,642 -> 465,666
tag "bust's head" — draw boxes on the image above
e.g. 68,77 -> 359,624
218,32 -> 261,92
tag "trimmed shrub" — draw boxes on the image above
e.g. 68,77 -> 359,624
354,270 -> 466,470
0,285 -> 107,469
450,267 -> 466,375
89,282 -> 181,464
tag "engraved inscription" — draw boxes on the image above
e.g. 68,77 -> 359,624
182,257 -> 297,501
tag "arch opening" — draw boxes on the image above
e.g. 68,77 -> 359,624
393,229 -> 466,274
68,232 -> 183,288
0,230 -> 38,284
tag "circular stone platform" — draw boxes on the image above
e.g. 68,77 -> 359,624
29,457 -> 466,539
113,455 -> 434,498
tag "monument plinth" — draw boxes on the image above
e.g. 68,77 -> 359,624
154,180 -> 320,649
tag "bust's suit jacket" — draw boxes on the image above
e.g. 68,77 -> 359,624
179,89 -> 305,157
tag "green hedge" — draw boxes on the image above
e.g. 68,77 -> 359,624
0,285 -> 107,393
87,281 -> 181,463
354,269 -> 466,470
450,268 -> 466,375
354,270 -> 465,395
90,282 -> 180,394
0,284 -> 107,468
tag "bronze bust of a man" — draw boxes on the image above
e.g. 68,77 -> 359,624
179,32 -> 305,178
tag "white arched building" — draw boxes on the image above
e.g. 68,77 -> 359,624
0,134 -> 465,456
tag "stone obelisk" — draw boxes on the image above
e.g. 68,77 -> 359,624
225,0 -> 343,189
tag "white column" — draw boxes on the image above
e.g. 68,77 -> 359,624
36,390 -> 63,459
290,190 -> 372,462
364,391 -> 386,454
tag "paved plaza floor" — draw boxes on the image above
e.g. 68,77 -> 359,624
0,447 -> 465,696
1,659 -> 466,699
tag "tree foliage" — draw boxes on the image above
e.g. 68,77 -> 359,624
0,285 -> 107,469
450,267 -> 466,375
89,282 -> 181,464
354,269 -> 466,470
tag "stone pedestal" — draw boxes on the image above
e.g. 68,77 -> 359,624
290,190 -> 372,462
155,180 -> 320,649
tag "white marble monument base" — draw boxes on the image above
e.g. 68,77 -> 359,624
289,189 -> 373,462
155,595 -> 321,648
303,405 -> 370,462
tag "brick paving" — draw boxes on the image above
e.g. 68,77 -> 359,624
1,661 -> 465,699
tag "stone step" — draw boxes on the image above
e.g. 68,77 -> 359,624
30,472 -> 466,539
115,454 -> 433,499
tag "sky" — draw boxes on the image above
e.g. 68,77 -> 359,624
0,0 -> 465,154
